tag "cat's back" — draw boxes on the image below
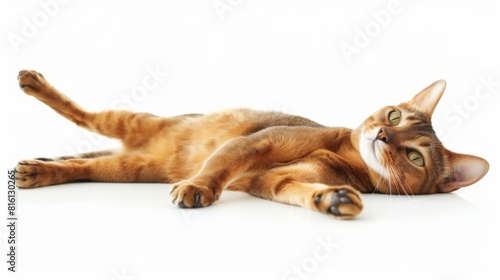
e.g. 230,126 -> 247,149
198,108 -> 323,134
167,108 -> 324,149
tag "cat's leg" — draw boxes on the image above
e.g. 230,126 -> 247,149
15,153 -> 170,188
234,164 -> 363,219
17,70 -> 175,148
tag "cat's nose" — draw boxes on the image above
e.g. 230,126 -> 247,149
376,128 -> 390,143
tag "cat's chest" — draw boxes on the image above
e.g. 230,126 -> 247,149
317,149 -> 373,193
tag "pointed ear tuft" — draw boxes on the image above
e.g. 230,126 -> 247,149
439,151 -> 490,193
408,80 -> 446,118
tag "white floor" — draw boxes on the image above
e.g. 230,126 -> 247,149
9,172 -> 500,280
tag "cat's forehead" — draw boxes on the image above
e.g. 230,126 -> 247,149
375,103 -> 431,125
397,103 -> 431,123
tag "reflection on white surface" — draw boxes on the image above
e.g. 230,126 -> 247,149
361,192 -> 478,221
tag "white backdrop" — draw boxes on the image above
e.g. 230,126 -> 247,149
1,1 -> 499,280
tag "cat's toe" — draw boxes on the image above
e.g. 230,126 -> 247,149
15,160 -> 60,188
314,186 -> 363,219
15,160 -> 44,188
18,70 -> 46,95
170,181 -> 219,208
328,189 -> 363,218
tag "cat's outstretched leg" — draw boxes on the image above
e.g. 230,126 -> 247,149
240,166 -> 363,219
18,70 -> 89,127
17,70 -> 172,148
248,175 -> 363,219
15,153 -> 170,188
260,182 -> 362,219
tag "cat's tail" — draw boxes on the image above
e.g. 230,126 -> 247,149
33,149 -> 118,162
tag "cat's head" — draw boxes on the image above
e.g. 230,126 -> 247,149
356,80 -> 489,194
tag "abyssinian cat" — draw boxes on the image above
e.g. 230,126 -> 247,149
15,70 -> 489,219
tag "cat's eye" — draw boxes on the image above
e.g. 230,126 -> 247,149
388,110 -> 401,126
407,150 -> 424,166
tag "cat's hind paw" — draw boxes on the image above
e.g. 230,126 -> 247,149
313,186 -> 363,219
15,160 -> 63,188
170,180 -> 220,208
18,70 -> 49,96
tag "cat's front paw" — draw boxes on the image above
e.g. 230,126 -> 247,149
313,186 -> 363,219
18,70 -> 49,96
170,180 -> 220,208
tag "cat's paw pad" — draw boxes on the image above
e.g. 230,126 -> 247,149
18,70 -> 48,96
313,186 -> 363,219
170,181 -> 219,208
15,160 -> 56,188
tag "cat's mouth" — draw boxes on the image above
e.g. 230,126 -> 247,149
358,128 -> 389,180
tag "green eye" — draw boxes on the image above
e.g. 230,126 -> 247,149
388,110 -> 401,126
407,150 -> 424,166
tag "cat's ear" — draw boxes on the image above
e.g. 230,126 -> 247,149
439,150 -> 489,193
408,80 -> 447,118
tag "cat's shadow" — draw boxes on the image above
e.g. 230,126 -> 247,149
264,192 -> 478,222
359,192 -> 478,221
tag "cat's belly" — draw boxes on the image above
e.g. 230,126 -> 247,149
139,108 -> 322,182
140,109 -> 259,182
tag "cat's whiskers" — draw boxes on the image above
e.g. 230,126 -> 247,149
387,169 -> 393,197
388,164 -> 414,197
399,168 -> 414,197
387,164 -> 398,197
371,171 -> 387,194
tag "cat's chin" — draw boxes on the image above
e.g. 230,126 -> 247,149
358,128 -> 389,180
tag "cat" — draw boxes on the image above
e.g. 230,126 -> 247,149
15,70 -> 489,219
